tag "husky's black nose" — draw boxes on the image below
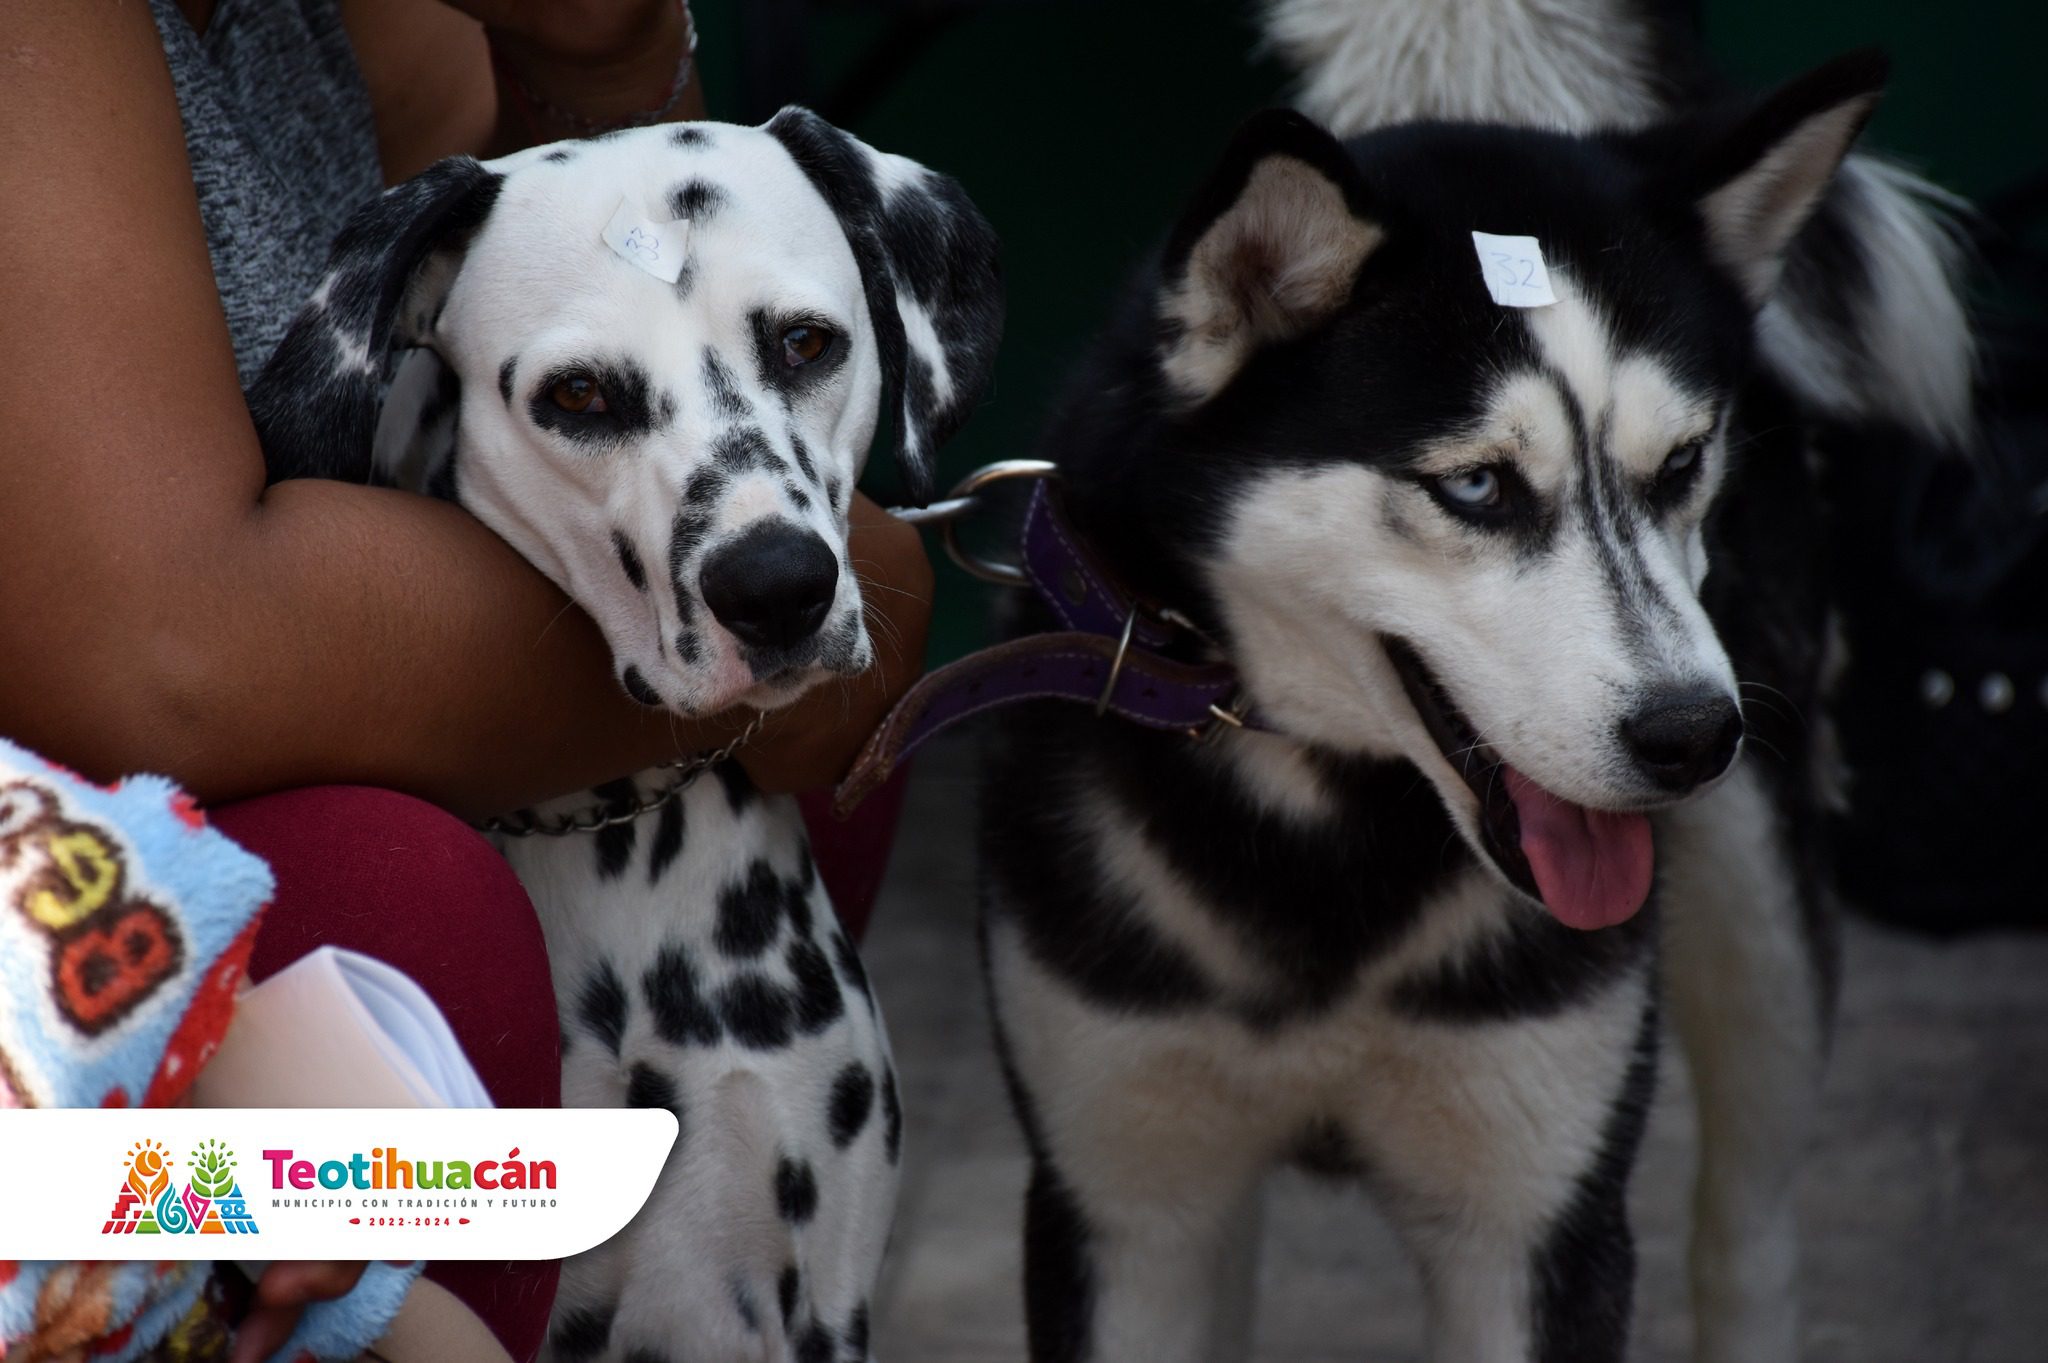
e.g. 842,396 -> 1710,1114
699,521 -> 838,651
1620,689 -> 1743,792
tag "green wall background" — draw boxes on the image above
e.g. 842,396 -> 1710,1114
691,1 -> 2045,662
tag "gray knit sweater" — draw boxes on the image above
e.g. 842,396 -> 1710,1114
149,0 -> 384,385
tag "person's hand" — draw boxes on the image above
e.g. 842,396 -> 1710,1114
738,493 -> 935,795
229,1261 -> 403,1363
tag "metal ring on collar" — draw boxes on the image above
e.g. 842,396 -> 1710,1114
888,459 -> 1061,586
1094,607 -> 1139,718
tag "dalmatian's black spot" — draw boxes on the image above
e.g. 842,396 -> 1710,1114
547,1302 -> 615,1362
713,425 -> 776,476
775,1156 -> 819,1224
702,349 -> 752,421
643,942 -> 722,1046
625,1062 -> 684,1133
846,1304 -> 870,1357
719,972 -> 794,1048
715,860 -> 788,957
785,876 -> 815,937
498,356 -> 517,405
673,628 -> 702,665
620,666 -> 661,708
671,126 -> 709,148
669,179 -> 728,221
796,847 -> 818,894
657,389 -> 677,425
648,795 -> 685,884
825,474 -> 845,510
672,261 -> 695,300
668,493 -> 717,586
788,938 -> 844,1033
830,929 -> 872,1005
881,1063 -> 903,1164
543,147 -> 575,164
612,530 -> 648,591
578,961 -> 628,1057
777,1263 -> 800,1325
794,1322 -> 834,1363
788,432 -> 819,483
684,464 -> 728,506
828,1062 -> 875,1148
593,779 -> 639,877
785,480 -> 812,511
714,761 -> 756,815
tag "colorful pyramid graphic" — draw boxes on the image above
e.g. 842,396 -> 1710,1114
101,1137 -> 257,1235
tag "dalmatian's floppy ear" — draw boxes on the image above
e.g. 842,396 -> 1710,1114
764,107 -> 1004,507
247,157 -> 504,483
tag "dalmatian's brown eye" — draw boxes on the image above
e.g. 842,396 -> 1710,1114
782,325 -> 834,367
550,374 -> 607,414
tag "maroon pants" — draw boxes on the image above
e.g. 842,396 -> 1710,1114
212,772 -> 906,1363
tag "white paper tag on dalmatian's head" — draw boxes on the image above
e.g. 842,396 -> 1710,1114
603,196 -> 690,285
1471,232 -> 1558,308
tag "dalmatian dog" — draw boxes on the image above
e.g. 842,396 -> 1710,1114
247,110 -> 1003,1362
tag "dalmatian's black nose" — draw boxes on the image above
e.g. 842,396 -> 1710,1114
1619,687 -> 1743,792
699,520 -> 840,652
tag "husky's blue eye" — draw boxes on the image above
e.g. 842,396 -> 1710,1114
1441,467 -> 1500,507
1422,462 -> 1525,527
1663,440 -> 1703,476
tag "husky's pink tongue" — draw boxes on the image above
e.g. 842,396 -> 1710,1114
1501,768 -> 1653,930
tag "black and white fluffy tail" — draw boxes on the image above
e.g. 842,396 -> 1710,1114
1260,0 -> 1975,449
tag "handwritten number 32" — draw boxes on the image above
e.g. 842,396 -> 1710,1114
1489,253 -> 1538,288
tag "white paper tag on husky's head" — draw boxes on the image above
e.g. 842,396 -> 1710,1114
1471,232 -> 1558,308
603,196 -> 690,284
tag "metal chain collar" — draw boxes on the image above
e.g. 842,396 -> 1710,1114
481,711 -> 765,838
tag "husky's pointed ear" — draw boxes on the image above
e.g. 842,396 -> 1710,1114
1156,109 -> 1381,409
1685,49 -> 1887,307
764,107 -> 1003,507
248,157 -> 503,482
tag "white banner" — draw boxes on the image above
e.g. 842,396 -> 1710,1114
0,1109 -> 675,1260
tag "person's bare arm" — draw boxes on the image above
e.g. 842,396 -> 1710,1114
0,1 -> 928,819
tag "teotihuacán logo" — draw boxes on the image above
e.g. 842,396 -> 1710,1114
103,1137 -> 259,1235
102,1138 -> 561,1234
3,1109 -> 668,1261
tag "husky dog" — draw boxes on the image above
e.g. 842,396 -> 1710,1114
249,111 -> 1002,1362
979,39 -> 1938,1363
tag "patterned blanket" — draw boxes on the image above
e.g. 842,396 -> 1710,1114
0,737 -> 417,1363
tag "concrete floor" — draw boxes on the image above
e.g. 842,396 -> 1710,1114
858,743 -> 2048,1362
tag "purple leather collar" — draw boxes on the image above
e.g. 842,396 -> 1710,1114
834,483 -> 1252,814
